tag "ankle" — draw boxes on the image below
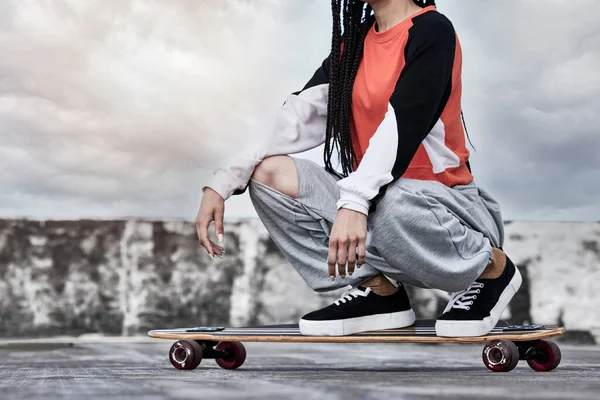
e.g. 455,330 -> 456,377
478,248 -> 507,279
360,275 -> 399,296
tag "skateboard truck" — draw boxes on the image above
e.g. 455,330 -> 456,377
482,339 -> 562,372
168,339 -> 247,370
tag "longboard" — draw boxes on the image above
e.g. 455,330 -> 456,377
148,320 -> 565,373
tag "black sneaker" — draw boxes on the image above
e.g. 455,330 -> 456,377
435,256 -> 522,337
299,285 -> 415,336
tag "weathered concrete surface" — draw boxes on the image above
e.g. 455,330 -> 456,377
0,339 -> 598,400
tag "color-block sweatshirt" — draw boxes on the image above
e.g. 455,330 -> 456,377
206,6 -> 473,216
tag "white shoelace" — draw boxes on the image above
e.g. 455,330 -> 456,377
444,282 -> 484,312
334,287 -> 371,306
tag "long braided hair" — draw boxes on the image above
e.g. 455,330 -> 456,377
324,0 -> 436,177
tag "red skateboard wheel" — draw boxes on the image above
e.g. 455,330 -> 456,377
215,341 -> 247,370
169,340 -> 203,370
482,339 -> 520,372
526,340 -> 561,372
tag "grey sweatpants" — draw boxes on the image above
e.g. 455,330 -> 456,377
249,157 -> 504,293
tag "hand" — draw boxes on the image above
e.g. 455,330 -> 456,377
328,208 -> 367,279
196,187 -> 225,258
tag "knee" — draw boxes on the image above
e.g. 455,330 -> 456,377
251,156 -> 298,198
252,156 -> 293,187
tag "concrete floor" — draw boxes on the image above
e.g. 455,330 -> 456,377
0,338 -> 598,400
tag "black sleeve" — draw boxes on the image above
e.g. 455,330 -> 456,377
389,13 -> 456,179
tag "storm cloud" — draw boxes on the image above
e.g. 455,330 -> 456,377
0,0 -> 598,220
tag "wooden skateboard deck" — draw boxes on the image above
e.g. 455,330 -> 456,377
149,320 -> 564,344
149,320 -> 565,373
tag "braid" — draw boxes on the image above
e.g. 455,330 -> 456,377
324,0 -> 374,177
324,1 -> 434,176
324,0 -> 342,174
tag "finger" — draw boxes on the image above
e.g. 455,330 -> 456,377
337,239 -> 348,278
327,239 -> 338,280
201,238 -> 215,258
214,205 -> 225,244
211,241 -> 225,258
357,236 -> 366,268
347,237 -> 357,276
196,218 -> 215,257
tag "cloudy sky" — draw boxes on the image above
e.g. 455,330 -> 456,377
0,0 -> 598,221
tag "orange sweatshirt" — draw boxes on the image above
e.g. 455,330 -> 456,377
207,6 -> 472,216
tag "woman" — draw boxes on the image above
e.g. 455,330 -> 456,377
196,0 -> 522,337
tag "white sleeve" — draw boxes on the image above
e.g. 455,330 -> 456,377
336,104 -> 399,215
204,83 -> 329,200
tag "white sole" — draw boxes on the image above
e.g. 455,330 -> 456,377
435,267 -> 523,337
299,309 -> 416,336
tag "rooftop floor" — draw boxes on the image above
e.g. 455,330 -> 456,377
0,338 -> 598,399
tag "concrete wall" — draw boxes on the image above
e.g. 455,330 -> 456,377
0,219 -> 598,342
